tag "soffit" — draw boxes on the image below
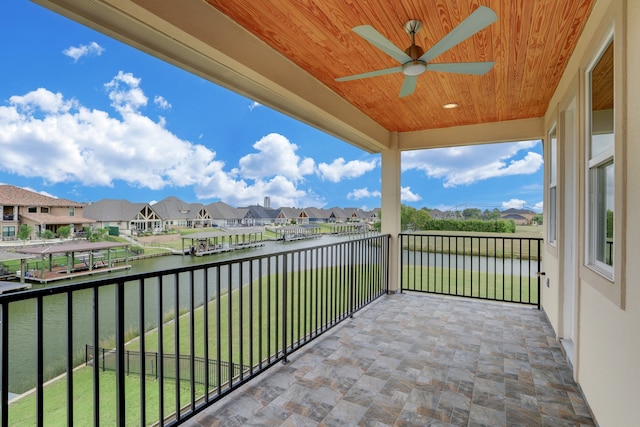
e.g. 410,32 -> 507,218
34,0 -> 595,152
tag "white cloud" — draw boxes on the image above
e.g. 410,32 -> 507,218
502,198 -> 528,210
402,140 -> 542,188
63,42 -> 104,62
347,188 -> 381,200
317,158 -> 378,183
401,186 -> 421,202
154,96 -> 171,110
0,76 -> 224,190
533,201 -> 543,212
0,74 -> 376,209
248,101 -> 262,111
238,133 -> 315,181
105,71 -> 148,115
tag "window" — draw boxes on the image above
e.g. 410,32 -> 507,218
41,207 -> 49,213
548,125 -> 557,245
28,207 -> 37,213
586,37 -> 614,278
69,207 -> 75,217
2,226 -> 15,237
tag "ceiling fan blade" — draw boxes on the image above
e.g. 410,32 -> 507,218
353,25 -> 412,64
335,66 -> 403,82
426,61 -> 495,75
399,75 -> 418,98
420,6 -> 497,62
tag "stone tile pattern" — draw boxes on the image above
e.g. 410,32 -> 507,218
185,293 -> 595,427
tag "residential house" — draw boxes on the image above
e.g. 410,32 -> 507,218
83,199 -> 162,236
152,196 -> 211,229
0,184 -> 93,240
275,207 -> 309,225
206,201 -> 245,227
241,205 -> 279,226
500,208 -> 536,225
304,207 -> 332,223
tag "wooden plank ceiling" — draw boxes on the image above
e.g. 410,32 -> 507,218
204,0 -> 594,133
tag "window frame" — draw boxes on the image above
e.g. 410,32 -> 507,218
585,32 -> 614,281
548,124 -> 558,246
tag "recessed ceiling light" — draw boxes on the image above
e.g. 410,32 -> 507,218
443,103 -> 458,109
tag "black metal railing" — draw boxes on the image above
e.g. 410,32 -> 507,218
0,234 -> 389,426
400,233 -> 541,308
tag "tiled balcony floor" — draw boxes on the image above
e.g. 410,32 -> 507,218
186,293 -> 595,427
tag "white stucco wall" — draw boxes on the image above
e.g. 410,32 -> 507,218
542,1 -> 639,425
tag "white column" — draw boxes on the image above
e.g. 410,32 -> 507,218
381,132 -> 401,292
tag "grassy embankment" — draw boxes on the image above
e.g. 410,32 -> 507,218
8,265 -> 373,425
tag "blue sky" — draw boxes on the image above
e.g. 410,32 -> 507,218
0,1 -> 543,213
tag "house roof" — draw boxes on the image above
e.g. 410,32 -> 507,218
17,241 -> 129,255
39,0 -> 595,153
152,196 -> 201,220
83,199 -> 155,221
243,205 -> 279,220
20,213 -> 95,225
0,185 -> 84,208
277,207 -> 303,219
304,207 -> 331,219
206,201 -> 245,220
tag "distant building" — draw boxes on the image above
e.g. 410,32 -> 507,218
84,199 -> 161,235
500,208 -> 536,225
0,184 -> 93,240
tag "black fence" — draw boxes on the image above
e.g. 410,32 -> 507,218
0,234 -> 389,426
85,345 -> 249,387
400,233 -> 542,308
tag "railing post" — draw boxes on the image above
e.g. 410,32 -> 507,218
66,292 -> 74,426
282,254 -> 289,364
350,240 -> 356,318
399,235 -> 404,293
1,302 -> 8,427
115,280 -> 126,427
537,239 -> 542,310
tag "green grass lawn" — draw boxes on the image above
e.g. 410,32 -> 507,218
402,230 -> 543,260
402,265 -> 539,304
8,367 -> 204,426
8,264 -> 383,425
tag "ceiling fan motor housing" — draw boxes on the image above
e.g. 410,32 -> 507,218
405,44 -> 425,60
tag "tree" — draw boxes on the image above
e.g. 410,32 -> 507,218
401,204 -> 431,231
532,214 -> 543,225
462,208 -> 481,220
57,225 -> 71,239
17,224 -> 33,242
487,208 -> 502,221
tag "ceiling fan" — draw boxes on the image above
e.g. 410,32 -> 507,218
336,6 -> 497,98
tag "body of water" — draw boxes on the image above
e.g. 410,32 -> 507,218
5,235 -> 355,394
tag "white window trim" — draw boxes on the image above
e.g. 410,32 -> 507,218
584,29 -> 614,281
548,125 -> 558,246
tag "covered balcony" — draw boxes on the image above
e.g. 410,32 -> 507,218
185,292 -> 593,426
0,233 -> 593,426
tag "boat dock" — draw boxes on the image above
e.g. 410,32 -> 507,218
181,227 -> 265,256
0,281 -> 31,294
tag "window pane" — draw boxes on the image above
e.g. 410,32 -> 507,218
550,128 -> 557,184
591,132 -> 613,160
595,161 -> 614,266
549,186 -> 557,243
590,41 -> 614,158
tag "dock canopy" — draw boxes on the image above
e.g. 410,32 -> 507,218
0,250 -> 35,283
16,241 -> 130,283
181,227 -> 264,256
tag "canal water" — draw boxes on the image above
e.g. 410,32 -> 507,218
5,235 -> 355,394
